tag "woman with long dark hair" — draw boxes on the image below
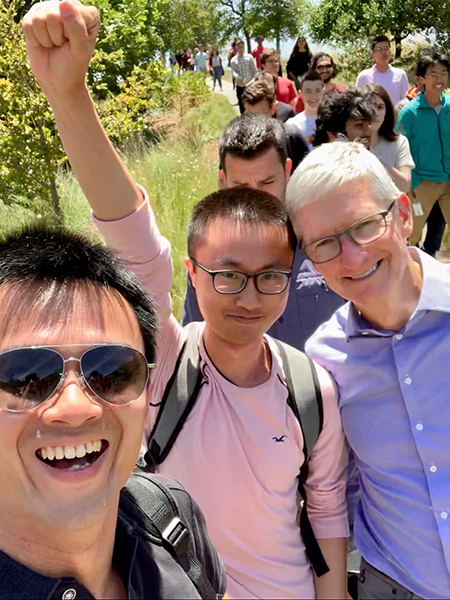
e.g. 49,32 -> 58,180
286,37 -> 312,90
364,83 -> 414,193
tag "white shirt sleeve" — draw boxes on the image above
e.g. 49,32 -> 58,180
400,70 -> 409,100
396,134 -> 415,169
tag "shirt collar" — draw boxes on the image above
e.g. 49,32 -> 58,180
373,64 -> 392,74
417,90 -> 446,108
345,248 -> 450,337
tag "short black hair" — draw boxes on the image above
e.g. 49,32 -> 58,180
0,225 -> 158,363
416,52 -> 449,78
242,80 -> 275,107
187,187 -> 296,256
300,70 -> 322,89
310,52 -> 336,78
219,114 -> 287,171
313,88 -> 374,146
371,35 -> 390,50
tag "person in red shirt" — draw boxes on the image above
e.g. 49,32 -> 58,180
261,49 -> 296,108
252,35 -> 266,69
295,53 -> 347,113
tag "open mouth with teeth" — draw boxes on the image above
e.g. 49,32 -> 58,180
36,440 -> 109,471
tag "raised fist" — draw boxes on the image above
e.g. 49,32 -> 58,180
22,0 -> 100,98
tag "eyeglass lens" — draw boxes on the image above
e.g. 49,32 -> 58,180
305,213 -> 387,263
0,346 -> 148,412
213,271 -> 289,294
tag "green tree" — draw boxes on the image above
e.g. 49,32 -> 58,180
308,0 -> 436,57
0,0 -> 65,216
157,0 -> 232,52
88,0 -> 163,96
252,0 -> 305,51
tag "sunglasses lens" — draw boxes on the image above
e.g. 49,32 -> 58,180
0,348 -> 63,412
81,346 -> 148,405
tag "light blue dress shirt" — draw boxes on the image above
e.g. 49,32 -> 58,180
306,248 -> 450,599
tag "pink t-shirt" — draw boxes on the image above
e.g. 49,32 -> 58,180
94,193 -> 348,599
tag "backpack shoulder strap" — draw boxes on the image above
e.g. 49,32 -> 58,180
121,473 -> 218,599
146,322 -> 204,468
271,338 -> 329,578
271,338 -> 323,461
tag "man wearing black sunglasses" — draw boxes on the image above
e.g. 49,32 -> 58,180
22,2 -> 349,598
0,229 -> 225,599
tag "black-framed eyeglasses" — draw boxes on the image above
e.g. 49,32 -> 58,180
0,344 -> 156,413
301,200 -> 396,264
190,258 -> 291,295
316,64 -> 333,71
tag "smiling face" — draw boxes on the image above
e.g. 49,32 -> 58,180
421,61 -> 449,100
292,179 -> 413,312
186,220 -> 293,344
316,56 -> 334,83
0,285 -> 147,532
302,78 -> 323,114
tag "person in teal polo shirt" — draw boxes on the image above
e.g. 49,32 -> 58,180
398,52 -> 450,247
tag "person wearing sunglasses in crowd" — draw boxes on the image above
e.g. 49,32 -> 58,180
294,53 -> 347,114
363,83 -> 414,193
287,140 -> 450,600
0,228 -> 226,599
23,2 -> 349,598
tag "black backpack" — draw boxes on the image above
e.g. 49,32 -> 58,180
144,322 -> 330,577
120,472 -> 224,599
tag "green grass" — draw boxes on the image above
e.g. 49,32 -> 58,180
0,94 -> 236,320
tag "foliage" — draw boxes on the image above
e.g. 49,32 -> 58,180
0,96 -> 237,319
88,0 -> 163,97
0,0 -> 64,216
307,0 -> 437,57
157,0 -> 232,52
251,0 -> 306,51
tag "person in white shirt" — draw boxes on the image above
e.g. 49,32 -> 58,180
364,83 -> 414,193
285,71 -> 322,150
356,35 -> 409,106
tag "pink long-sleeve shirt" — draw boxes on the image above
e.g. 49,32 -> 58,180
94,193 -> 348,599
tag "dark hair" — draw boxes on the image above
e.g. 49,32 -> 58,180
371,35 -> 390,50
187,188 -> 296,256
289,37 -> 312,59
310,52 -> 336,78
219,114 -> 287,171
363,84 -> 397,142
300,70 -> 322,89
242,80 -> 275,107
313,88 -> 374,146
0,225 -> 158,363
416,52 -> 449,78
255,70 -> 277,90
260,48 -> 279,66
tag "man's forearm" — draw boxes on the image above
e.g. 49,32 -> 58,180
46,85 -> 141,222
313,537 -> 348,600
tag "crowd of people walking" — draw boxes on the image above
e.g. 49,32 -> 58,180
2,2 -> 450,599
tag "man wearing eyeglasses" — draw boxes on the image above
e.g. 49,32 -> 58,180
287,140 -> 450,599
23,2 -> 349,598
356,35 -> 409,106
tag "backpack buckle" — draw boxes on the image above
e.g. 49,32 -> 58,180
162,517 -> 190,557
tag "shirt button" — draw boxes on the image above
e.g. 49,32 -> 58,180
405,376 -> 412,385
441,511 -> 448,520
62,590 -> 76,600
395,334 -> 403,340
416,422 -> 423,431
430,464 -> 438,473
362,331 -> 369,335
